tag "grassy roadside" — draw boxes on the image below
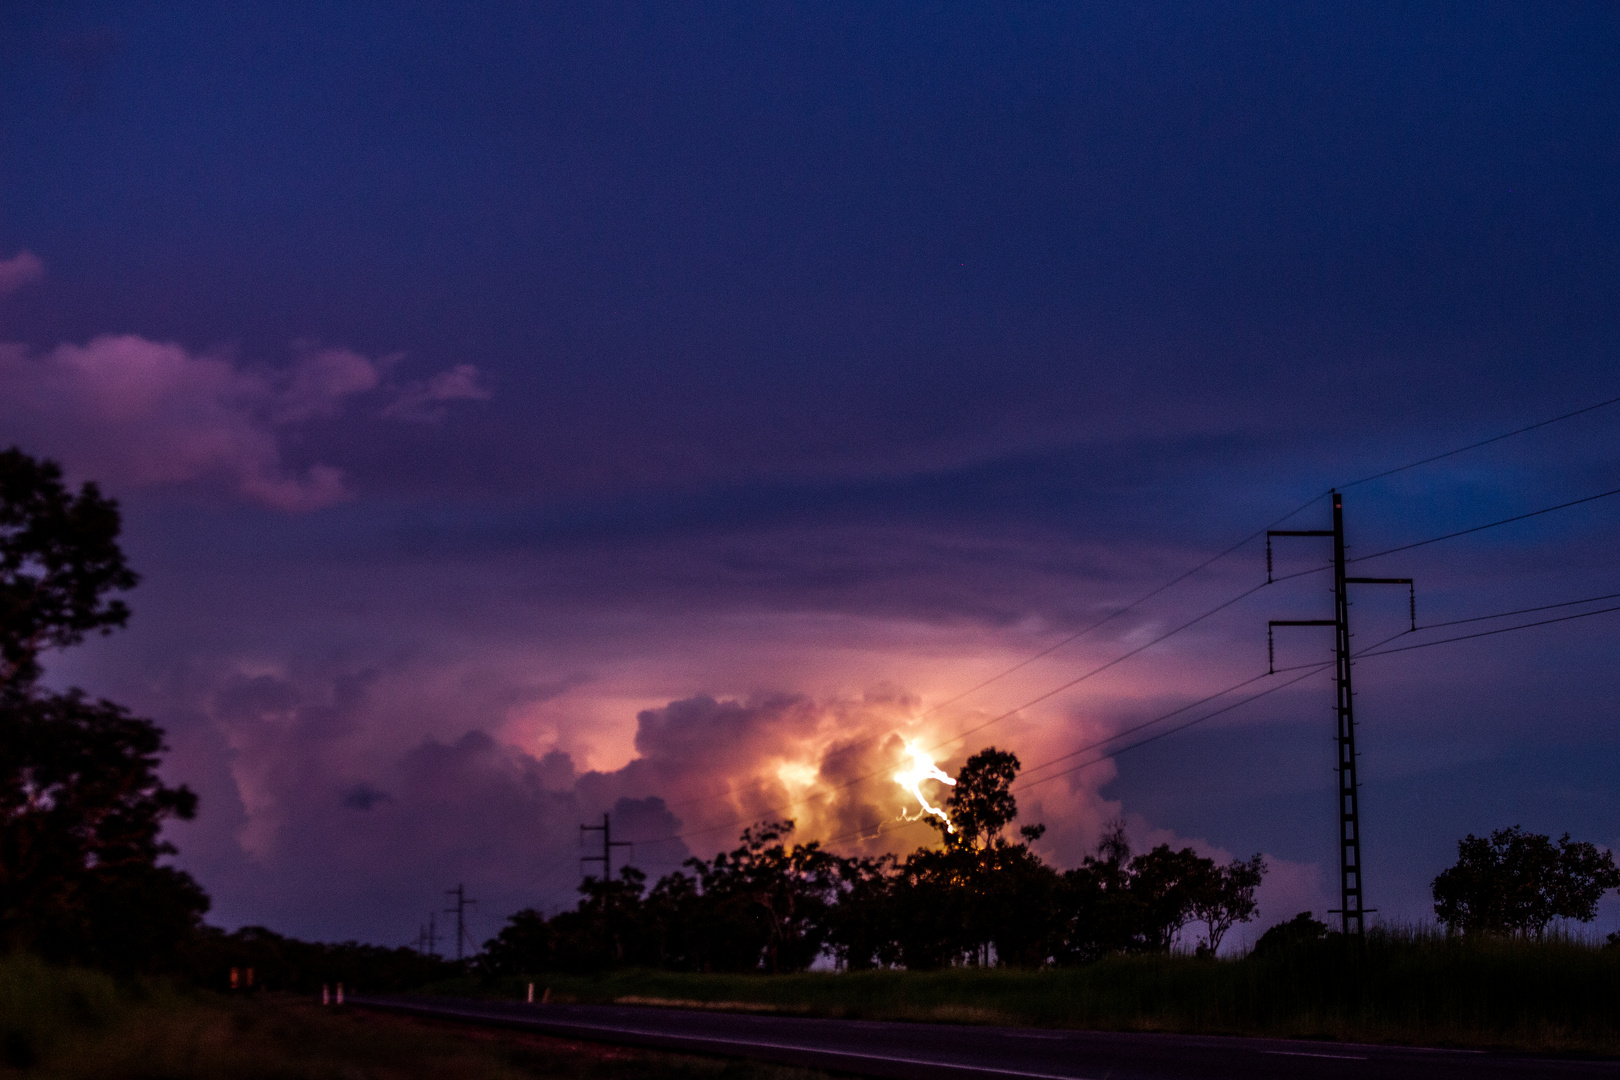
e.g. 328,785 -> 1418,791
435,930 -> 1620,1058
0,955 -> 833,1080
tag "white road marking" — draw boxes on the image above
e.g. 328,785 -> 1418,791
1263,1050 -> 1368,1060
422,1007 -> 1100,1080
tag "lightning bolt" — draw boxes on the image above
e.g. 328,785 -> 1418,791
894,741 -> 955,832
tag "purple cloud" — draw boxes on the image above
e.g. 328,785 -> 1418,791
0,335 -> 490,511
0,251 -> 44,296
381,363 -> 492,422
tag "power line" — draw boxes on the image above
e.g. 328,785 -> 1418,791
654,393 -> 1620,822
820,588 -> 1620,851
1009,663 -> 1334,797
641,575 -> 1280,847
1012,664 -> 1323,787
1015,391 -> 1620,706
983,391 -> 1620,720
1416,590 -> 1620,631
1015,599 -> 1620,801
635,400 -> 1620,846
1356,603 -> 1620,658
643,488 -> 1620,848
820,662 -> 1337,848
651,499 -> 1330,821
641,593 -> 1620,865
1349,485 -> 1620,564
1339,393 -> 1620,491
887,495 -> 1328,721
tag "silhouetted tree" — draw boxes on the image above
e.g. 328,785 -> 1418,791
681,820 -> 843,972
1054,822 -> 1236,959
481,756 -> 1269,974
1189,853 -> 1266,955
479,908 -> 555,976
1432,825 -> 1620,938
824,853 -> 899,970
0,448 -> 137,692
0,448 -> 207,972
889,844 -> 980,968
906,746 -> 1060,966
977,839 -> 1061,966
1251,911 -> 1331,956
927,747 -> 1021,851
0,691 -> 207,970
185,925 -> 457,991
1126,843 -> 1212,951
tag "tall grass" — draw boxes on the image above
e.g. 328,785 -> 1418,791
0,955 -> 122,1069
0,955 -> 831,1079
459,927 -> 1620,1055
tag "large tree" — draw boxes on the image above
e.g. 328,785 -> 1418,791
0,447 -> 207,970
926,746 -> 1022,851
1189,853 -> 1266,955
1432,825 -> 1620,938
683,820 -> 843,973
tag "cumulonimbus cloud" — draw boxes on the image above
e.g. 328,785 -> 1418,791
0,334 -> 489,511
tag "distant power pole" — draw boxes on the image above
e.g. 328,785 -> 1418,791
444,885 -> 477,961
581,812 -> 634,963
1267,490 -> 1414,939
418,913 -> 441,957
580,813 -> 632,902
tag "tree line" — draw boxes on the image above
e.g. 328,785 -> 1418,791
482,748 -> 1269,975
482,779 -> 1620,977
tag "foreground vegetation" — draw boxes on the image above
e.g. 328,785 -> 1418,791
453,927 -> 1620,1057
0,955 -> 832,1080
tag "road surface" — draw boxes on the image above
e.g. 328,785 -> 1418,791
349,994 -> 1618,1079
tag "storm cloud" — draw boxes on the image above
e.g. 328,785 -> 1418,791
6,2 -> 1620,947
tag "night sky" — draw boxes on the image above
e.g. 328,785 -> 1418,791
4,2 -> 1619,951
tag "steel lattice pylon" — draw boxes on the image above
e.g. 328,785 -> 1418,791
1268,491 -> 1412,937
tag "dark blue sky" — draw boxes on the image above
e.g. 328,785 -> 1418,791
3,2 -> 1618,948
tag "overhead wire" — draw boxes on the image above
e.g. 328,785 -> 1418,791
638,574 -> 1282,846
1014,595 -> 1620,801
1008,662 -> 1334,798
1010,624 -> 1418,789
828,599 -> 1618,853
1413,590 -> 1620,631
651,391 -> 1620,822
1356,603 -> 1620,658
1348,485 -> 1620,564
1337,394 -> 1620,491
643,493 -> 1326,823
822,661 -> 1338,847
629,393 -> 1620,847
645,482 -> 1620,847
645,491 -> 1334,822
779,588 -> 1620,852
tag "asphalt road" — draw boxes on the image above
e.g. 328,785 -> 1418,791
349,994 -> 1618,1079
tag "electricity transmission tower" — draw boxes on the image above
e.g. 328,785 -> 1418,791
1267,490 -> 1413,938
580,812 -> 632,900
444,885 -> 477,961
